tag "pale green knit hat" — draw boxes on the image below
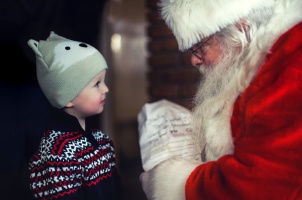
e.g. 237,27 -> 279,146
28,31 -> 108,109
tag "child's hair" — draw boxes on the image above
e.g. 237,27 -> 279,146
28,31 -> 108,109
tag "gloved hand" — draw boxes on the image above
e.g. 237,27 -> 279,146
139,158 -> 201,200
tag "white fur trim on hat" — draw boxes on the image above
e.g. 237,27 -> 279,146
159,0 -> 275,51
28,31 -> 108,109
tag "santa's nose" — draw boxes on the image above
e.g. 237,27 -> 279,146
191,54 -> 203,67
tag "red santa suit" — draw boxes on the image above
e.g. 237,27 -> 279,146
185,21 -> 302,200
141,0 -> 302,199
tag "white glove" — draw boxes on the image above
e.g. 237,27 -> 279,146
140,157 -> 201,200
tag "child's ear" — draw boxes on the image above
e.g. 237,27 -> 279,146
65,102 -> 73,108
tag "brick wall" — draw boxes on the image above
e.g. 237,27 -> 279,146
145,0 -> 201,110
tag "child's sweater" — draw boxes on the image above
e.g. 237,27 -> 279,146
28,108 -> 122,199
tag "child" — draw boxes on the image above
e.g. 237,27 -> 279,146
27,31 -> 122,199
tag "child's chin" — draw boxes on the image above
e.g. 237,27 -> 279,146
97,106 -> 104,114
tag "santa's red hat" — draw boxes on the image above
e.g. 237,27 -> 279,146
159,0 -> 275,51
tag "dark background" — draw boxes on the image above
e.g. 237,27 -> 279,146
0,0 -> 107,199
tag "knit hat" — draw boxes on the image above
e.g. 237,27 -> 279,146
28,31 -> 108,109
158,0 -> 275,51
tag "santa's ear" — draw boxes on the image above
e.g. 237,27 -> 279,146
236,18 -> 250,33
236,18 -> 251,42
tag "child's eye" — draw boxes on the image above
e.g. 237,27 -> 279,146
95,81 -> 101,87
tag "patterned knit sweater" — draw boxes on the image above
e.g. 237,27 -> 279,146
28,108 -> 122,199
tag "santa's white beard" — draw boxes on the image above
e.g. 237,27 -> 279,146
192,43 -> 244,162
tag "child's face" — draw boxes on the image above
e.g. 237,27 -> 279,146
69,70 -> 109,118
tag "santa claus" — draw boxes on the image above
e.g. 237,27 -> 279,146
140,0 -> 302,199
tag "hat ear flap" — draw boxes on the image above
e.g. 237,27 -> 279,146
27,39 -> 42,57
47,31 -> 68,41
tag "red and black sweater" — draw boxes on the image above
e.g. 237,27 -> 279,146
28,108 -> 122,199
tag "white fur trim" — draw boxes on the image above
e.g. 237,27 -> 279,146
159,0 -> 275,51
144,158 -> 201,200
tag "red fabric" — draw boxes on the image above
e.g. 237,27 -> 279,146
185,22 -> 302,200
